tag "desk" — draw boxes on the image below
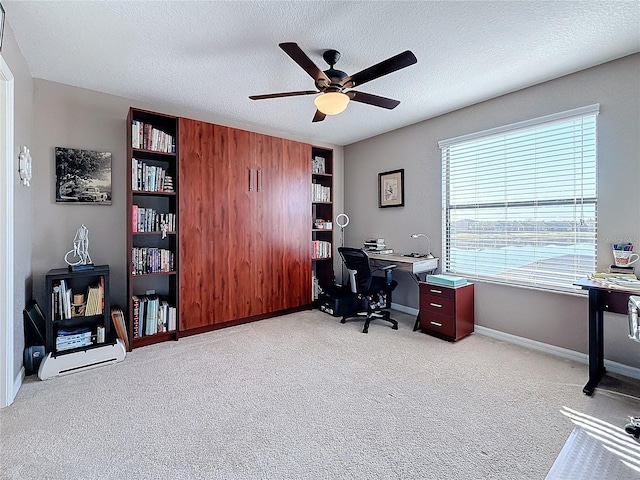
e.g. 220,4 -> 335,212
367,253 -> 439,330
574,278 -> 637,396
367,253 -> 438,278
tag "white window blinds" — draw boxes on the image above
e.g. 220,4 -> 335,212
439,105 -> 599,292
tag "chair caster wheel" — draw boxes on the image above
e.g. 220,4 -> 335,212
626,424 -> 640,439
340,319 -> 346,324
625,417 -> 640,440
392,325 -> 398,330
363,329 -> 368,334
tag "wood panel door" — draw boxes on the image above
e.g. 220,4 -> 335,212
282,139 -> 312,307
227,127 -> 257,321
179,119 -> 232,329
254,134 -> 285,312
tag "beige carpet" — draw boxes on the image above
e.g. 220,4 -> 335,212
2,309 -> 639,479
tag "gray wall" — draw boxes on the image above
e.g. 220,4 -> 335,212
2,21 -> 34,384
30,80 -> 344,313
344,54 -> 640,369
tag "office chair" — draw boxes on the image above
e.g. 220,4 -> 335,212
338,247 -> 399,333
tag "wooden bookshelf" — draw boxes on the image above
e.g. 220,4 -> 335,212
126,108 -> 179,349
311,146 -> 334,299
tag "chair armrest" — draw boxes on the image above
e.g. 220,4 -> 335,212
377,264 -> 397,284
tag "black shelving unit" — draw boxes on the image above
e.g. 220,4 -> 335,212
44,265 -> 112,357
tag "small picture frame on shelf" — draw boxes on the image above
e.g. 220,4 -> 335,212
312,156 -> 326,174
378,169 -> 404,208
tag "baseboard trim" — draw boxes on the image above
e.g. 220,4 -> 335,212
390,303 -> 640,381
11,367 -> 24,405
391,303 -> 418,316
474,325 -> 640,381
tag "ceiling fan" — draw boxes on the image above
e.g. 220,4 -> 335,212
249,42 -> 417,123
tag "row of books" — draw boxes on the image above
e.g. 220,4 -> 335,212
132,205 -> 176,233
131,158 -> 174,193
312,240 -> 332,260
51,278 -> 104,321
131,120 -> 175,153
131,247 -> 175,275
131,295 -> 177,338
56,327 -> 92,351
312,183 -> 331,202
84,284 -> 104,316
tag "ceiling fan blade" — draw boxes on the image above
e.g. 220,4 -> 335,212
347,91 -> 400,109
249,90 -> 318,100
312,110 -> 326,123
343,50 -> 417,88
279,42 -> 331,86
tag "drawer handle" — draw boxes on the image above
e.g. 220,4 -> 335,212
430,289 -> 442,294
430,321 -> 443,327
430,303 -> 442,308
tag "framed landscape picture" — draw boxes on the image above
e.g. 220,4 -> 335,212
55,147 -> 112,205
378,168 -> 404,208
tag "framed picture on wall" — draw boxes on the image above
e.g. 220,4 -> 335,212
378,168 -> 404,208
55,147 -> 112,205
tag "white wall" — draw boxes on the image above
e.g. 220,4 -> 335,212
30,80 -> 344,311
1,21 -> 34,389
344,54 -> 640,369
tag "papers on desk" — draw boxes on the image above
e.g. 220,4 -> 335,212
588,273 -> 640,292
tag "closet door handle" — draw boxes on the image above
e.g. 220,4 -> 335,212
248,168 -> 254,192
257,168 -> 262,192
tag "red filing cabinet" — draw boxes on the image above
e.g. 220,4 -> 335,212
419,282 -> 474,341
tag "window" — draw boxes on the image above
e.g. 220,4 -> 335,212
440,105 -> 598,292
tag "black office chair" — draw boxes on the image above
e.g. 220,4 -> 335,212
338,247 -> 399,333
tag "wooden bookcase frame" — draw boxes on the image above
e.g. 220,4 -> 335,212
126,107 -> 180,349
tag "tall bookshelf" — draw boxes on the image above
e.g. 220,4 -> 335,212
311,146 -> 334,300
126,108 -> 179,349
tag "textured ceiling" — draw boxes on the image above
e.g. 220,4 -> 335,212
4,1 -> 640,146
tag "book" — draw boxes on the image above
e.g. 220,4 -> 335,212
111,307 -> 130,351
132,295 -> 140,338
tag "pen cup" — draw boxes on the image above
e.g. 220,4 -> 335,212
613,249 -> 639,267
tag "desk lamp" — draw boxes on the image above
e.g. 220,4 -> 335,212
410,234 -> 434,259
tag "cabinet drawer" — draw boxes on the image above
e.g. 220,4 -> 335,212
420,312 -> 455,338
420,294 -> 455,316
420,284 -> 455,299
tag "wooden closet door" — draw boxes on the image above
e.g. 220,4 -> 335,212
254,134 -> 285,312
281,139 -> 312,307
227,127 -> 257,320
179,119 -> 231,329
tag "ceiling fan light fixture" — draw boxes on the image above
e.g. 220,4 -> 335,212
314,91 -> 350,115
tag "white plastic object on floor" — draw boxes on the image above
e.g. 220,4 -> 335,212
38,339 -> 126,380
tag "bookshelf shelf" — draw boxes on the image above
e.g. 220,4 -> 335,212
133,191 -> 177,197
311,146 -> 334,301
127,107 -> 180,349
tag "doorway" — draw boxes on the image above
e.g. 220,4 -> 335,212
0,54 -> 15,407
